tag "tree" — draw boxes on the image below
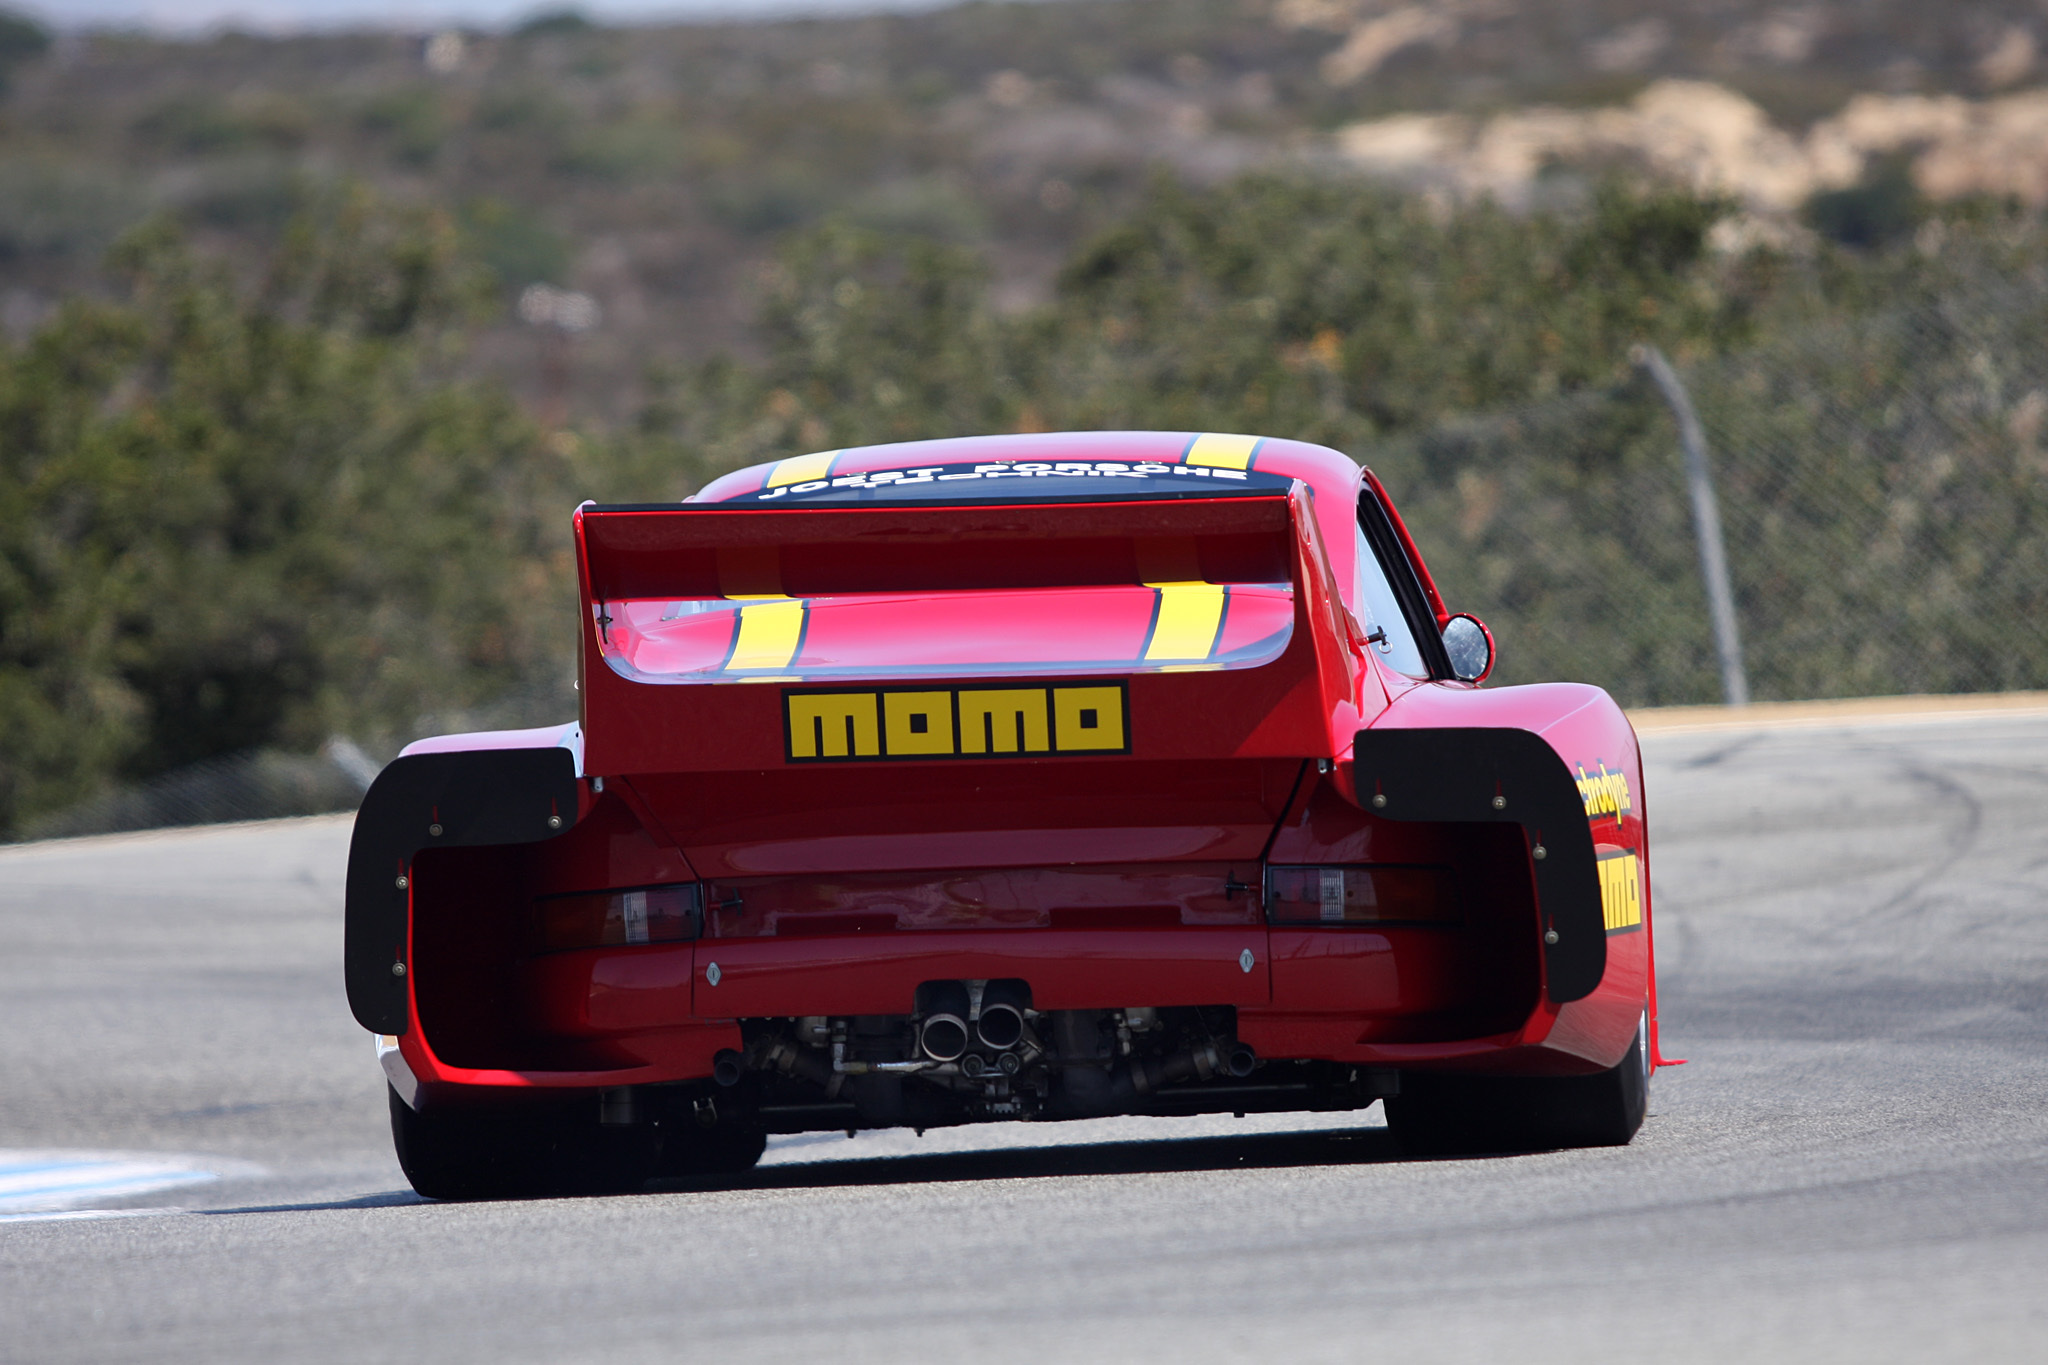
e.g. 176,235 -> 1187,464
0,194 -> 573,835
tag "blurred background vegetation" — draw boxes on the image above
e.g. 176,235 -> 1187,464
5,0 -> 2048,836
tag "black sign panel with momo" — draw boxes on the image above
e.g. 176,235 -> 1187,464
783,683 -> 1131,762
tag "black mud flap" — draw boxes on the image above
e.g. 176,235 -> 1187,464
1352,728 -> 1606,1003
344,747 -> 581,1034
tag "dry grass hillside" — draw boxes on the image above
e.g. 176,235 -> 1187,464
4,0 -> 2046,423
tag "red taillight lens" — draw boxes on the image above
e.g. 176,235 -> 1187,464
535,884 -> 699,951
1265,865 -> 1457,925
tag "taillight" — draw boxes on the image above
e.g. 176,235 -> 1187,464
535,884 -> 700,951
1265,865 -> 1457,925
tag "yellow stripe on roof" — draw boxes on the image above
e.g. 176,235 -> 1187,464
726,600 -> 806,671
1183,433 -> 1261,470
766,450 -> 840,488
1143,583 -> 1227,662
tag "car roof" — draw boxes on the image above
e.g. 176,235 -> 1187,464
691,431 -> 1362,505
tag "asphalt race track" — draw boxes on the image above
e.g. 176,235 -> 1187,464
2,707 -> 2045,1363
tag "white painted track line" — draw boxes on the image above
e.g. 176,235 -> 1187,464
0,1150 -> 255,1216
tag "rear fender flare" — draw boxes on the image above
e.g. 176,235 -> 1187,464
1350,727 -> 1606,1002
344,748 -> 582,1034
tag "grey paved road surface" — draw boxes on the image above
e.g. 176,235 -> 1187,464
2,712 -> 2044,1363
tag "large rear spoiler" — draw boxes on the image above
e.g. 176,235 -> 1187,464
572,483 -> 1364,775
578,485 -> 1296,600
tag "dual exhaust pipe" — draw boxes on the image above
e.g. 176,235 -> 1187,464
917,980 -> 1028,1062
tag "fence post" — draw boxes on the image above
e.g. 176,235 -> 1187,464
1634,345 -> 1749,707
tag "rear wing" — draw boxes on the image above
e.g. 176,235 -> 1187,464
581,484 -> 1293,599
572,483 -> 1364,776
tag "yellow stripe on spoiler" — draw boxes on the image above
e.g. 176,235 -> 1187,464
1143,583 -> 1227,662
1182,433 -> 1262,470
766,450 -> 840,488
726,600 -> 807,671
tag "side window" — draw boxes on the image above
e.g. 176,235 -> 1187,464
1352,521 -> 1429,678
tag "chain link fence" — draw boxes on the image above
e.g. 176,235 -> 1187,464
16,743 -> 372,843
1365,283 -> 2048,708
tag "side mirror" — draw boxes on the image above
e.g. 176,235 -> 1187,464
1442,613 -> 1494,683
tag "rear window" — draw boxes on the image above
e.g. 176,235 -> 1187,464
724,461 -> 1296,505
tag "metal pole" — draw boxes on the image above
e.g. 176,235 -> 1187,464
1634,345 -> 1749,707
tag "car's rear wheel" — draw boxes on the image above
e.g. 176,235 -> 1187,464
1386,1009 -> 1651,1156
389,1085 -> 659,1200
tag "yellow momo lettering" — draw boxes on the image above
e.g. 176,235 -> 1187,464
882,691 -> 956,756
784,684 -> 1130,762
1576,762 -> 1633,822
786,692 -> 881,759
1052,685 -> 1126,751
957,690 -> 1051,754
1597,849 -> 1643,933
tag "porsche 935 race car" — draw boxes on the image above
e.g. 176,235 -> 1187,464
347,431 -> 1666,1198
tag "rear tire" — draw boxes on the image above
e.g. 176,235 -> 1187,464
389,1085 -> 658,1200
1386,1010 -> 1650,1156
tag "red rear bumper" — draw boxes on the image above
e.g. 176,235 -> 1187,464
387,912 -> 1649,1105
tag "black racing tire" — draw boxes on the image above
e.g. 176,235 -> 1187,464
657,1122 -> 768,1177
1386,1009 -> 1651,1157
389,1085 -> 659,1200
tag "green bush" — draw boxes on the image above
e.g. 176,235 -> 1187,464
11,166 -> 2048,835
633,174 -> 2048,706
0,5 -> 48,95
0,194 -> 575,835
639,175 -> 1762,464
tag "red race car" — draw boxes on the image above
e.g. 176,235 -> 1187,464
347,431 -> 1666,1198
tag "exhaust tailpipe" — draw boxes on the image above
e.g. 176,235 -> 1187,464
919,1014 -> 969,1062
975,1005 -> 1024,1050
917,980 -> 973,1062
976,979 -> 1030,1050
